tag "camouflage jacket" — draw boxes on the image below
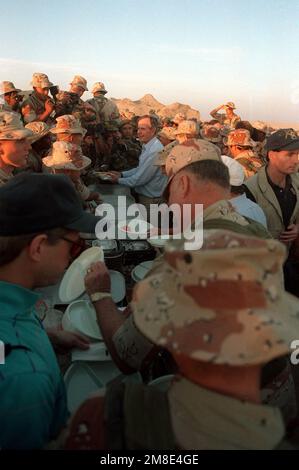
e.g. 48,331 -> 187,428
235,149 -> 264,179
21,91 -> 54,125
210,111 -> 241,129
87,96 -> 120,126
55,91 -> 85,122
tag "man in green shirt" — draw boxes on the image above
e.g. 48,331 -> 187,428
0,172 -> 99,449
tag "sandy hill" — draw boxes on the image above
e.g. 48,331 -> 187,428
111,93 -> 200,120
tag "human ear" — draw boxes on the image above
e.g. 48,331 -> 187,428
27,234 -> 48,262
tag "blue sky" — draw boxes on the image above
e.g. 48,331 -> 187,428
1,0 -> 299,123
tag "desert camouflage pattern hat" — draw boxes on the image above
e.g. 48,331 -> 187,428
227,129 -> 256,148
25,121 -> 51,143
31,73 -> 53,89
252,121 -> 268,133
43,141 -> 91,171
200,126 -> 222,143
119,119 -> 133,129
0,81 -> 21,95
173,113 -> 186,124
0,111 -> 34,140
154,140 -> 178,166
158,126 -> 177,141
132,230 -> 299,366
225,101 -> 236,109
165,138 -> 221,178
174,120 -> 198,136
265,128 -> 299,152
70,75 -> 88,91
92,82 -> 107,94
50,115 -> 87,136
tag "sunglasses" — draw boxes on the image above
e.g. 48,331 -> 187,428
60,236 -> 86,259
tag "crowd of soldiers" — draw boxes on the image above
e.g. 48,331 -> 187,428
0,72 -> 272,182
2,71 -> 299,451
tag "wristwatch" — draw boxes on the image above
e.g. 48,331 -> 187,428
90,292 -> 112,302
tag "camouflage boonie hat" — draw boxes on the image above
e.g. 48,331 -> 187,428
158,126 -> 177,141
154,140 -> 177,167
70,75 -> 88,91
225,101 -> 236,109
43,141 -> 91,171
50,115 -> 87,136
31,73 -> 53,89
174,120 -> 198,136
0,112 -> 34,140
200,126 -> 222,143
173,113 -> 186,124
265,128 -> 299,152
227,129 -> 256,148
165,138 -> 221,178
25,121 -> 51,143
0,81 -> 21,95
252,121 -> 268,133
92,82 -> 107,94
132,230 -> 299,366
119,119 -> 133,129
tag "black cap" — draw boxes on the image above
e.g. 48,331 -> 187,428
0,173 -> 100,235
265,128 -> 299,152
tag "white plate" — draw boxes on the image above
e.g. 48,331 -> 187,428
148,236 -> 168,248
118,219 -> 153,237
62,300 -> 103,340
93,172 -> 113,181
110,270 -> 126,304
131,261 -> 154,282
59,247 -> 104,303
64,362 -> 120,413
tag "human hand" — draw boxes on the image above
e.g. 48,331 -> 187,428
84,261 -> 111,296
48,329 -> 90,354
45,99 -> 55,113
279,224 -> 299,243
106,171 -> 121,183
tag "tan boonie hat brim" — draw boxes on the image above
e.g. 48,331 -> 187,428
50,126 -> 86,136
132,230 -> 299,366
0,81 -> 21,95
0,128 -> 33,140
25,123 -> 51,143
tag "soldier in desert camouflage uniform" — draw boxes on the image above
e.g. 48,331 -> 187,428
210,101 -> 241,129
227,128 -> 263,178
0,81 -> 23,114
21,73 -> 55,125
65,230 -> 299,450
87,82 -> 120,128
55,75 -> 89,124
0,112 -> 33,186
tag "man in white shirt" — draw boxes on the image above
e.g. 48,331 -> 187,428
108,115 -> 167,217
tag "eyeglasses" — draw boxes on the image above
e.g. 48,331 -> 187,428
60,236 -> 86,259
